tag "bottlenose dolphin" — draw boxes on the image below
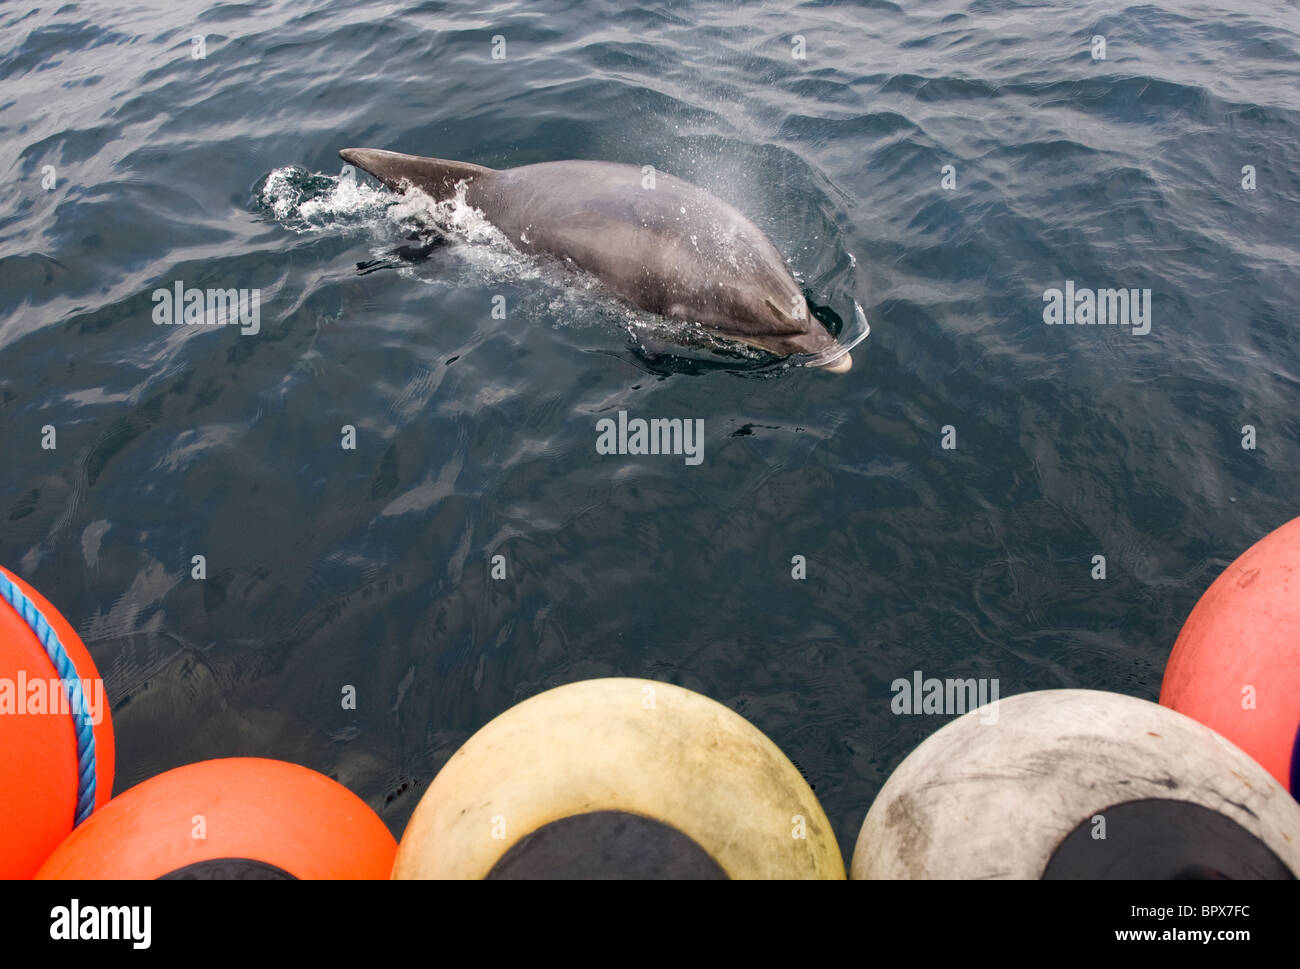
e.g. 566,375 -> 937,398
338,148 -> 853,371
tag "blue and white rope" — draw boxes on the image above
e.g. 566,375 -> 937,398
0,571 -> 97,825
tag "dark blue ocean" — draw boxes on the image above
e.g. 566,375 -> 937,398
2,0 -> 1298,857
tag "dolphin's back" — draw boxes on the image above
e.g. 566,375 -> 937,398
476,161 -> 805,331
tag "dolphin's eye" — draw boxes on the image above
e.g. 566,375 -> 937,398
763,298 -> 785,318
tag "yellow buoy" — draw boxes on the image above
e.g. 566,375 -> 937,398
394,678 -> 844,879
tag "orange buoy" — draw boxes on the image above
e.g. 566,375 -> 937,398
0,565 -> 115,878
35,757 -> 395,879
1160,515 -> 1300,794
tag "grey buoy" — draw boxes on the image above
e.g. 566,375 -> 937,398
852,689 -> 1300,879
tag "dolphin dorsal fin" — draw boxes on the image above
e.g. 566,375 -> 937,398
338,148 -> 492,201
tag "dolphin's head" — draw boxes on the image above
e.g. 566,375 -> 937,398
746,292 -> 853,373
672,285 -> 852,373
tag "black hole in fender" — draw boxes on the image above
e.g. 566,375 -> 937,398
159,858 -> 299,880
486,810 -> 728,880
1042,798 -> 1294,880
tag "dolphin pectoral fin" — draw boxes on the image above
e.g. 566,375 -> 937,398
338,148 -> 493,200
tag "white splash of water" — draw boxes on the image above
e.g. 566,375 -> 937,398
259,167 -> 390,229
258,167 -> 541,284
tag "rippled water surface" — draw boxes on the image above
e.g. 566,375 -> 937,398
2,1 -> 1298,854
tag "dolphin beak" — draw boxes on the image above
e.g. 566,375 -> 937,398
817,350 -> 852,373
810,303 -> 869,373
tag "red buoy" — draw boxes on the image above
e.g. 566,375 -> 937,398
1160,515 -> 1300,793
36,757 -> 396,879
0,566 -> 115,878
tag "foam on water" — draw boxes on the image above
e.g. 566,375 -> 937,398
257,166 -> 392,230
257,166 -> 535,276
